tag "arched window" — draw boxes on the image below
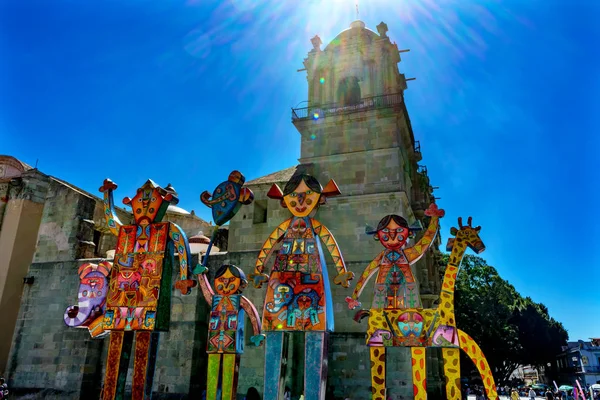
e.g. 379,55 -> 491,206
337,77 -> 361,106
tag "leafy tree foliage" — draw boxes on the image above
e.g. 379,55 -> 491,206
438,254 -> 568,385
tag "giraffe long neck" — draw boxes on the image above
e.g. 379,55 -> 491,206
437,241 -> 468,325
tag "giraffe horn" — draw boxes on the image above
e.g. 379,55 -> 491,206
458,217 -> 463,228
467,216 -> 473,227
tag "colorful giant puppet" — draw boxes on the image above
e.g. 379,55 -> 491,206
64,261 -> 112,338
195,171 -> 257,400
249,173 -> 354,400
197,264 -> 264,400
193,170 -> 254,275
347,208 -> 499,400
98,178 -> 196,400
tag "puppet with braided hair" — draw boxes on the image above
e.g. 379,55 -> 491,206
249,172 -> 354,400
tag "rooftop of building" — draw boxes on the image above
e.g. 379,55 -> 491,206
2,154 -> 208,223
324,20 -> 383,51
0,155 -> 34,172
246,165 -> 299,185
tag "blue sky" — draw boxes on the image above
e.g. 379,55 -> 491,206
1,0 -> 599,342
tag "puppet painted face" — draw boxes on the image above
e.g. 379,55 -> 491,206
215,268 -> 242,295
283,180 -> 321,217
130,186 -> 163,225
377,219 -> 409,250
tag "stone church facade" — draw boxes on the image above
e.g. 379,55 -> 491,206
3,20 -> 445,399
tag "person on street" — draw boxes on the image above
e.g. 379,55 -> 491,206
530,387 -> 537,400
512,388 -> 521,400
545,389 -> 555,400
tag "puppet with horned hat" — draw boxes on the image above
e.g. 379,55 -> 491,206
249,172 -> 354,400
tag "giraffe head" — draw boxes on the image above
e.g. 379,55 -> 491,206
446,217 -> 485,254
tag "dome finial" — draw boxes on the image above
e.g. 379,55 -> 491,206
310,35 -> 322,52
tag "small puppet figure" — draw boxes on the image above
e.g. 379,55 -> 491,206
249,172 -> 354,400
346,203 -> 445,311
197,264 -> 264,400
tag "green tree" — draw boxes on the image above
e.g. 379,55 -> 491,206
511,297 -> 569,371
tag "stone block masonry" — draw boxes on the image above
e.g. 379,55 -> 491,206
6,261 -> 105,399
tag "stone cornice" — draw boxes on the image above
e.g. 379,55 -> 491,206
299,146 -> 400,163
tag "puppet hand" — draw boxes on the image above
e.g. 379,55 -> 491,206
334,271 -> 355,288
99,178 -> 118,193
192,264 -> 208,275
250,334 -> 266,347
249,273 -> 269,289
424,203 -> 445,217
353,310 -> 371,323
175,279 -> 197,295
345,296 -> 361,310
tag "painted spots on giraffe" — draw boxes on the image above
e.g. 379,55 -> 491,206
373,376 -> 385,385
377,364 -> 383,375
449,386 -> 457,398
379,353 -> 386,362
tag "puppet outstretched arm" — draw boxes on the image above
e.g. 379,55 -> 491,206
196,270 -> 214,306
249,218 -> 291,288
404,204 -> 445,263
170,223 -> 197,295
345,251 -> 385,309
311,218 -> 354,288
240,296 -> 262,336
99,179 -> 123,237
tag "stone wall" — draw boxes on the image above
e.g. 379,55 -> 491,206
7,256 -> 211,399
33,180 -> 96,263
6,260 -> 105,399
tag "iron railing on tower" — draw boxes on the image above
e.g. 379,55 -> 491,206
291,92 -> 404,121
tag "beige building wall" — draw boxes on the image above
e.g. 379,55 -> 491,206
0,199 -> 44,374
0,160 -> 50,375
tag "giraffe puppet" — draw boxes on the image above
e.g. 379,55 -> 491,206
346,203 -> 444,400
249,173 -> 354,400
98,179 -> 196,400
348,212 -> 499,400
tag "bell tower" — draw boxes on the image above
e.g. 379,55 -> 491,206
303,20 -> 407,108
292,20 -> 436,282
